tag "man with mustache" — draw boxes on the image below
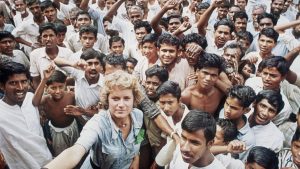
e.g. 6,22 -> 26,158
0,61 -> 52,168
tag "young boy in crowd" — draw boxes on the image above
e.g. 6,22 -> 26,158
125,57 -> 138,74
140,65 -> 169,168
109,36 -> 126,57
213,119 -> 245,168
220,85 -> 256,161
32,67 -> 79,156
157,81 -> 190,136
55,23 -> 67,47
248,90 -> 285,153
243,27 -> 279,70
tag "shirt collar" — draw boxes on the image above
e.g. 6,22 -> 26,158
239,115 -> 250,135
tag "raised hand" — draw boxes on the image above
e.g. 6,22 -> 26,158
73,59 -> 88,71
163,0 -> 178,10
64,105 -> 85,116
227,140 -> 246,154
43,64 -> 55,80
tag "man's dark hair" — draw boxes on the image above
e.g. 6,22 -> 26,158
292,127 -> 300,142
39,22 -> 57,35
255,90 -> 285,114
40,0 -> 55,12
257,12 -> 278,26
109,36 -> 125,49
220,1 -> 230,9
157,81 -> 181,100
258,56 -> 289,76
79,25 -> 97,38
103,54 -> 126,70
75,11 -> 91,20
126,57 -> 138,66
55,23 -> 67,33
258,27 -> 279,43
46,70 -> 67,85
80,48 -> 105,68
227,85 -> 256,108
0,31 -> 15,41
246,146 -> 279,169
133,20 -> 152,33
0,61 -> 30,84
141,33 -> 159,46
157,34 -> 180,49
166,14 -> 183,24
195,52 -> 224,73
26,0 -> 40,6
145,65 -> 169,83
214,19 -> 235,33
233,11 -> 248,22
236,31 -> 253,44
217,119 -> 238,143
181,33 -> 208,50
182,110 -> 216,143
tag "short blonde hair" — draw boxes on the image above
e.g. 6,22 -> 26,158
100,70 -> 143,109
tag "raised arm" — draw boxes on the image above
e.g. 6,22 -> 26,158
44,144 -> 86,169
284,45 -> 300,67
80,0 -> 89,11
274,19 -> 300,33
32,65 -> 55,106
103,0 -> 126,21
196,0 -> 221,35
150,0 -> 178,35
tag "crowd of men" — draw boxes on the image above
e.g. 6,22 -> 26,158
1,0 -> 300,168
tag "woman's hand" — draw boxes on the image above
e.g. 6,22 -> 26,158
129,155 -> 139,169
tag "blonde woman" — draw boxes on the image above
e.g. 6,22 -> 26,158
44,70 -> 144,169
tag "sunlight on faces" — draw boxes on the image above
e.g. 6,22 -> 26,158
224,97 -> 246,120
180,129 -> 213,165
214,25 -> 232,48
261,67 -> 284,90
2,74 -> 29,106
41,29 -> 57,48
145,76 -> 161,99
158,93 -> 181,116
80,32 -> 97,49
43,6 -> 56,22
110,41 -> 125,55
0,38 -> 15,56
292,141 -> 300,167
196,67 -> 219,90
213,125 -> 225,146
76,14 -> 91,28
258,35 -> 276,55
158,44 -> 178,67
142,42 -> 158,60
84,58 -> 102,81
46,82 -> 66,101
135,27 -> 148,43
253,99 -> 277,125
108,87 -> 134,119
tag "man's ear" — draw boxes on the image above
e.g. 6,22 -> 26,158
243,107 -> 251,114
207,139 -> 214,149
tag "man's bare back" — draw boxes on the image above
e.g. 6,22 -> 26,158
42,91 -> 75,128
181,85 -> 224,115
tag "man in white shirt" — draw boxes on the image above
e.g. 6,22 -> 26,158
248,90 -> 285,153
169,110 -> 225,169
30,22 -> 73,89
0,61 -> 52,168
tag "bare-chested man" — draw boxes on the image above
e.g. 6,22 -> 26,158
181,52 -> 224,115
32,65 -> 79,156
